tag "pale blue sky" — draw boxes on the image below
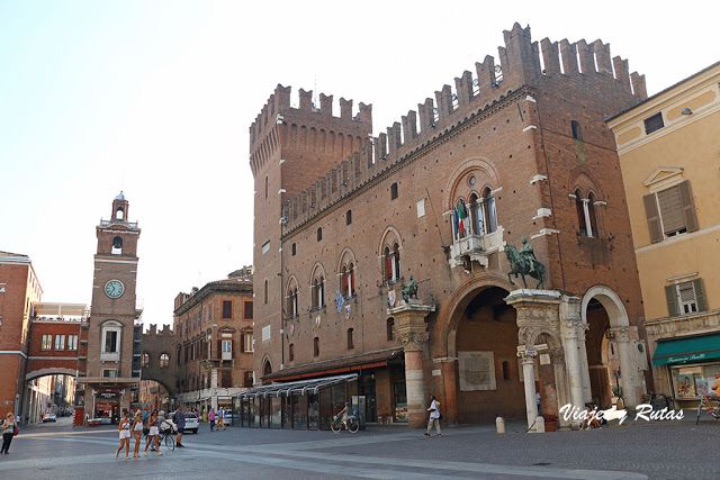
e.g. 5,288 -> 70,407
1,1 -> 717,326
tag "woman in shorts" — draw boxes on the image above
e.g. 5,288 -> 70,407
143,410 -> 163,455
115,413 -> 131,459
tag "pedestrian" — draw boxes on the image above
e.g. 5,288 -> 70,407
1,412 -> 18,454
208,408 -> 216,432
216,408 -> 226,431
173,406 -> 186,448
143,410 -> 162,456
115,413 -> 131,459
424,395 -> 442,436
131,411 -> 144,459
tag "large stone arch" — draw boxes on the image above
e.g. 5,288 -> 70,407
25,367 -> 77,382
581,285 -> 629,328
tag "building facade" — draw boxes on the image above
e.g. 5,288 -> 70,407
80,192 -> 143,421
250,24 -> 650,429
174,267 -> 254,412
608,61 -> 720,407
0,252 -> 42,417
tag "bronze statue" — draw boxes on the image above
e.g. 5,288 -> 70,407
401,277 -> 419,302
504,238 -> 545,289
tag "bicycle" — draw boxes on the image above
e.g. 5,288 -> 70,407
157,426 -> 176,451
695,395 -> 720,425
330,414 -> 360,433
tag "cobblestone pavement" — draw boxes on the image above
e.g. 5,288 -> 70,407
0,414 -> 718,480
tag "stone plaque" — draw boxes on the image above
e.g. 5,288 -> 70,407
459,351 -> 496,391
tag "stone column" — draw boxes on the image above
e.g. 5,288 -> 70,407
611,327 -> 639,407
390,303 -> 436,428
559,295 -> 586,414
518,349 -> 539,429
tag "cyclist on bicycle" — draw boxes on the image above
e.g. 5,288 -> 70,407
335,402 -> 350,429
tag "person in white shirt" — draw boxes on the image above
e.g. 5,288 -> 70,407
425,396 -> 442,436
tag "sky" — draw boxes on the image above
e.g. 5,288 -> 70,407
1,1 -> 718,328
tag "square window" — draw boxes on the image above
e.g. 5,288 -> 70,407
644,112 -> 664,135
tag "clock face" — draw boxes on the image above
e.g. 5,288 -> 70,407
104,280 -> 125,299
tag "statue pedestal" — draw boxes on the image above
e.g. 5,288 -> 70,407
388,303 -> 436,428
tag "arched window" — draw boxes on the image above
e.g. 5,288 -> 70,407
386,318 -> 395,341
469,193 -> 484,236
287,284 -> 298,319
341,263 -> 355,298
111,236 -> 123,255
384,243 -> 400,283
263,360 -> 272,376
160,353 -> 170,368
317,275 -> 325,308
482,187 -> 497,234
576,189 -> 598,238
571,120 -> 583,141
115,208 -> 125,220
141,353 -> 150,367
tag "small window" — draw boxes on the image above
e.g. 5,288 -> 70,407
313,337 -> 320,357
111,236 -> 123,255
261,241 -> 270,255
142,353 -> 150,367
571,120 -> 583,141
264,280 -> 268,304
291,243 -> 297,256
222,300 -> 232,319
390,182 -> 398,200
242,333 -> 254,353
643,181 -> 698,243
54,334 -> 65,350
644,112 -> 665,135
103,369 -> 118,378
160,353 -> 170,368
386,318 -> 395,341
265,175 -> 268,199
317,227 -> 323,241
502,360 -> 510,381
244,301 -> 253,319
666,279 -> 706,316
67,335 -> 78,351
347,328 -> 354,349
346,210 -> 352,225
41,334 -> 52,351
289,343 -> 295,362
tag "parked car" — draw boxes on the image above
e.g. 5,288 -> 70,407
42,413 -> 57,423
183,412 -> 199,434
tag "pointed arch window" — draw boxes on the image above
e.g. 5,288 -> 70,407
287,284 -> 298,319
311,274 -> 325,310
384,243 -> 400,283
576,189 -> 598,238
482,187 -> 497,234
341,262 -> 355,298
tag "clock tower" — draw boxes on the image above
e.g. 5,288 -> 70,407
81,192 -> 142,421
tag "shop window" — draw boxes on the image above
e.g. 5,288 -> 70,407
644,180 -> 698,243
666,279 -> 706,316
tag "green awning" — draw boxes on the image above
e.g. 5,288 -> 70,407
652,334 -> 720,366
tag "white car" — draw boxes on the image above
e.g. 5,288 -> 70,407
182,412 -> 199,434
42,413 -> 57,423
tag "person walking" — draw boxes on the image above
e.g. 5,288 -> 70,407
131,411 -> 144,458
173,406 -> 186,448
216,408 -> 226,431
115,413 -> 131,459
0,412 -> 18,454
208,408 -> 216,432
143,410 -> 162,456
424,396 -> 442,437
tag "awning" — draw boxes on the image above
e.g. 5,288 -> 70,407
652,334 -> 720,366
239,373 -> 358,400
262,348 -> 401,382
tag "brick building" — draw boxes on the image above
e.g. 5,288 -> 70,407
0,251 -> 42,416
608,62 -> 720,408
173,267 -> 254,412
249,23 -> 653,430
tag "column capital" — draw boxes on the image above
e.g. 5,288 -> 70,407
397,330 -> 429,352
516,347 -> 538,363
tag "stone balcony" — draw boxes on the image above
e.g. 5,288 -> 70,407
448,226 -> 505,268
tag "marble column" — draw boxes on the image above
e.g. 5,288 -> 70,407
560,320 -> 585,412
611,326 -> 639,407
518,349 -> 539,429
390,303 -> 436,428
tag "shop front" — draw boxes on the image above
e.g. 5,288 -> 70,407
652,333 -> 720,407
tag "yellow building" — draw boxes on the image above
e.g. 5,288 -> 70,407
608,62 -> 720,406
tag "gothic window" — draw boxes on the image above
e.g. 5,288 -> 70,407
384,243 -> 401,283
482,187 -> 497,234
287,281 -> 298,319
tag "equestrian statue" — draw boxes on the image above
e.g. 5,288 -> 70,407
504,237 -> 546,289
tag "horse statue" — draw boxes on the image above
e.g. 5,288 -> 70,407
504,243 -> 546,289
401,276 -> 419,303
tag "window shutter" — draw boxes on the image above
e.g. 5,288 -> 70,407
694,279 -> 707,312
665,285 -> 678,317
643,193 -> 663,243
657,187 -> 684,234
679,180 -> 698,232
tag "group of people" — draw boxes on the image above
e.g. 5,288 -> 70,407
207,408 -> 227,432
115,406 -> 187,460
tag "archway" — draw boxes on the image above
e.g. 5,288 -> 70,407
24,371 -> 78,425
451,285 -> 523,423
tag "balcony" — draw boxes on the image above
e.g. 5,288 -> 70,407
448,226 -> 504,268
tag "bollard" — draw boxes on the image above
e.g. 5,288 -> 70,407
496,416 -> 505,434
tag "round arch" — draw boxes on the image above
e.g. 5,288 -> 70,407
580,285 -> 629,328
25,368 -> 77,382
